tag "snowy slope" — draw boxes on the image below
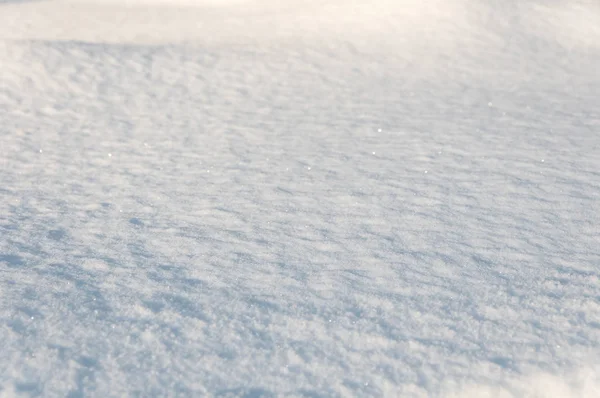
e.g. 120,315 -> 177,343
1,0 -> 600,397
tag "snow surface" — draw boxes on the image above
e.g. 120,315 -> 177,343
1,0 -> 599,396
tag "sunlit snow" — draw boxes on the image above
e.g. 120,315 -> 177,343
1,0 -> 599,397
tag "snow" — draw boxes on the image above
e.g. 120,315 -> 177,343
1,0 -> 599,396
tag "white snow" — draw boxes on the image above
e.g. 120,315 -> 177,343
1,0 -> 599,397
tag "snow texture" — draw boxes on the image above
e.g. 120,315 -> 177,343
1,0 -> 599,396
